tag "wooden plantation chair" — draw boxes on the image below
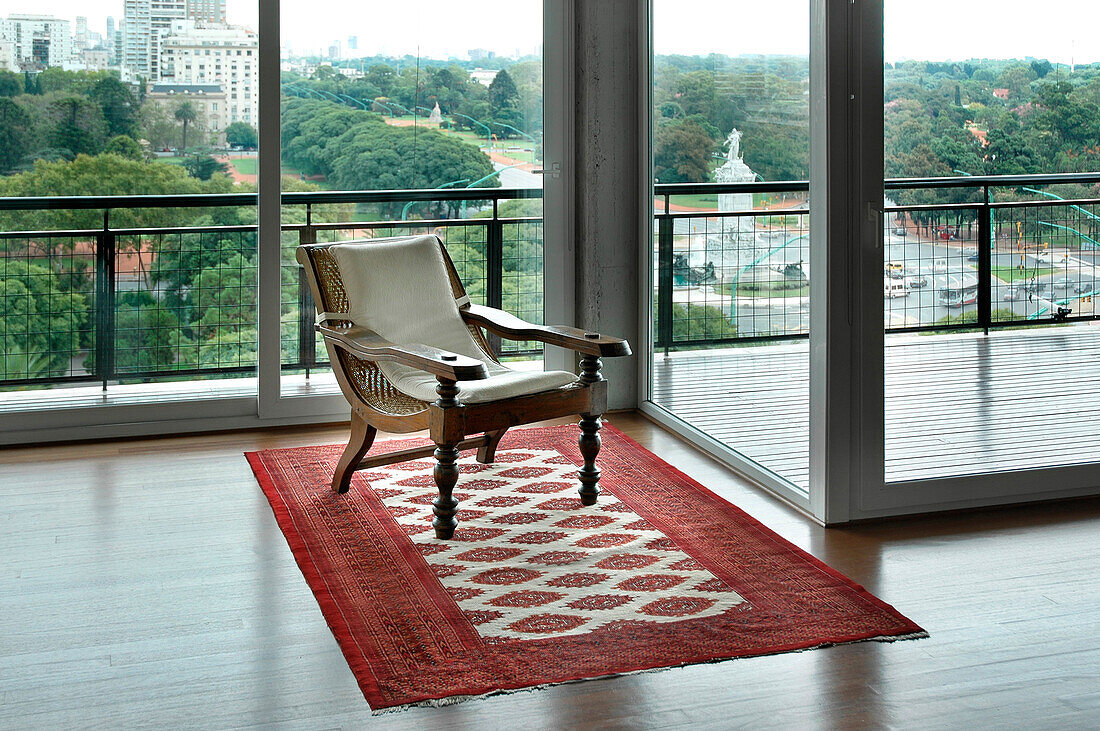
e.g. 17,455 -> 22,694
296,234 -> 631,539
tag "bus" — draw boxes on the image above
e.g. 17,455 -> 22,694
884,276 -> 910,298
938,273 -> 979,308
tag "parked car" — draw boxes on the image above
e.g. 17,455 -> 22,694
933,259 -> 948,274
1054,277 -> 1074,290
907,274 -> 929,288
885,261 -> 906,278
893,226 -> 907,237
967,252 -> 980,262
1003,287 -> 1020,301
1074,282 -> 1093,294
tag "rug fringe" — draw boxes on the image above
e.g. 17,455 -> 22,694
371,630 -> 929,715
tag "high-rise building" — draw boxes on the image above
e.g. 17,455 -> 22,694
0,14 -> 72,70
160,19 -> 257,125
74,16 -> 88,51
122,0 -> 186,78
185,0 -> 226,26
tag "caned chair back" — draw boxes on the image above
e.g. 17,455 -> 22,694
295,235 -> 496,426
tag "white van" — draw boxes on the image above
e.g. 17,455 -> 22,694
933,259 -> 948,274
884,276 -> 910,298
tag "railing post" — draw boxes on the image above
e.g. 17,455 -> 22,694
486,199 -> 504,354
298,216 -> 317,377
978,188 -> 992,334
657,212 -> 674,355
95,210 -> 116,390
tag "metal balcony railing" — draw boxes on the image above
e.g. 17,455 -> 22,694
654,172 -> 1100,350
3,173 -> 1099,392
0,188 -> 542,391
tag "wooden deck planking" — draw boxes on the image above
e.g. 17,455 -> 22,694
651,327 -> 1100,489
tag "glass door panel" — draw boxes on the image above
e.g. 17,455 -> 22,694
649,0 -> 811,495
277,1 -> 546,399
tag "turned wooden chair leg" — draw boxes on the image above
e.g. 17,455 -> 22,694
476,428 -> 508,464
432,378 -> 461,539
332,411 -> 377,494
578,413 -> 602,505
577,353 -> 604,505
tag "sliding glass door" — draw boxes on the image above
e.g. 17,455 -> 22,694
645,0 -> 812,505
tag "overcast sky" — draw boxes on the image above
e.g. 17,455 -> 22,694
20,1 -> 1100,65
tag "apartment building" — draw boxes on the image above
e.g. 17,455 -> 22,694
0,14 -> 72,71
159,19 -> 257,125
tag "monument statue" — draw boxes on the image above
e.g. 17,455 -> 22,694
428,102 -> 443,124
725,128 -> 743,163
706,127 -> 764,318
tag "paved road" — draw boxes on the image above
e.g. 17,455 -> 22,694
671,226 -> 1099,337
494,163 -> 542,189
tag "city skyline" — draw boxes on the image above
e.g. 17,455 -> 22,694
8,1 -> 1100,65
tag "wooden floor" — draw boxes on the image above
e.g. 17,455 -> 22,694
3,413 -> 1100,728
652,327 -> 1100,490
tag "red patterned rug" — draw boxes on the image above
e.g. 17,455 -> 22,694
246,423 -> 924,712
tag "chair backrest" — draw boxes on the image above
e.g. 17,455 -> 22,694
297,235 -> 466,322
327,234 -> 489,363
296,234 -> 496,364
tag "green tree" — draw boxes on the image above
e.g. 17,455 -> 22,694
189,253 -> 257,340
366,64 -> 396,96
654,119 -> 715,183
675,70 -> 716,117
326,122 -> 497,196
174,101 -> 198,152
104,134 -> 144,160
0,98 -> 32,171
184,154 -> 229,180
225,121 -> 257,148
0,153 -> 238,231
0,71 -> 21,98
88,76 -> 137,138
671,303 -> 738,340
47,95 -> 108,157
488,68 -> 522,129
0,260 -> 90,380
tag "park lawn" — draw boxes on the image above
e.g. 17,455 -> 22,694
991,265 -> 1055,283
661,193 -> 782,211
227,157 -> 332,186
666,194 -> 719,209
228,157 -> 257,175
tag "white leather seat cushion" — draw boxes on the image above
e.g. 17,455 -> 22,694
328,236 -> 577,404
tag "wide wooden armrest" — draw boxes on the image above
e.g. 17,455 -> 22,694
317,323 -> 489,381
461,304 -> 632,357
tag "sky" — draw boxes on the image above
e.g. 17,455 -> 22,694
16,0 -> 1100,65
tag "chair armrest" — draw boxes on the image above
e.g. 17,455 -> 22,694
317,323 -> 489,381
461,304 -> 632,357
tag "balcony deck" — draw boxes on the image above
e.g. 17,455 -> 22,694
651,326 -> 1100,490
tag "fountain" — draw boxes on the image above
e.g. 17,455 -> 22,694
713,128 -> 758,257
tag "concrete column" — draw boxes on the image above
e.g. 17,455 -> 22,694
572,0 -> 645,410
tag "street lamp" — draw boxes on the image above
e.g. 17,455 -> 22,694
370,99 -> 397,117
311,88 -> 344,104
491,122 -> 538,145
338,93 -> 369,110
450,112 -> 493,150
